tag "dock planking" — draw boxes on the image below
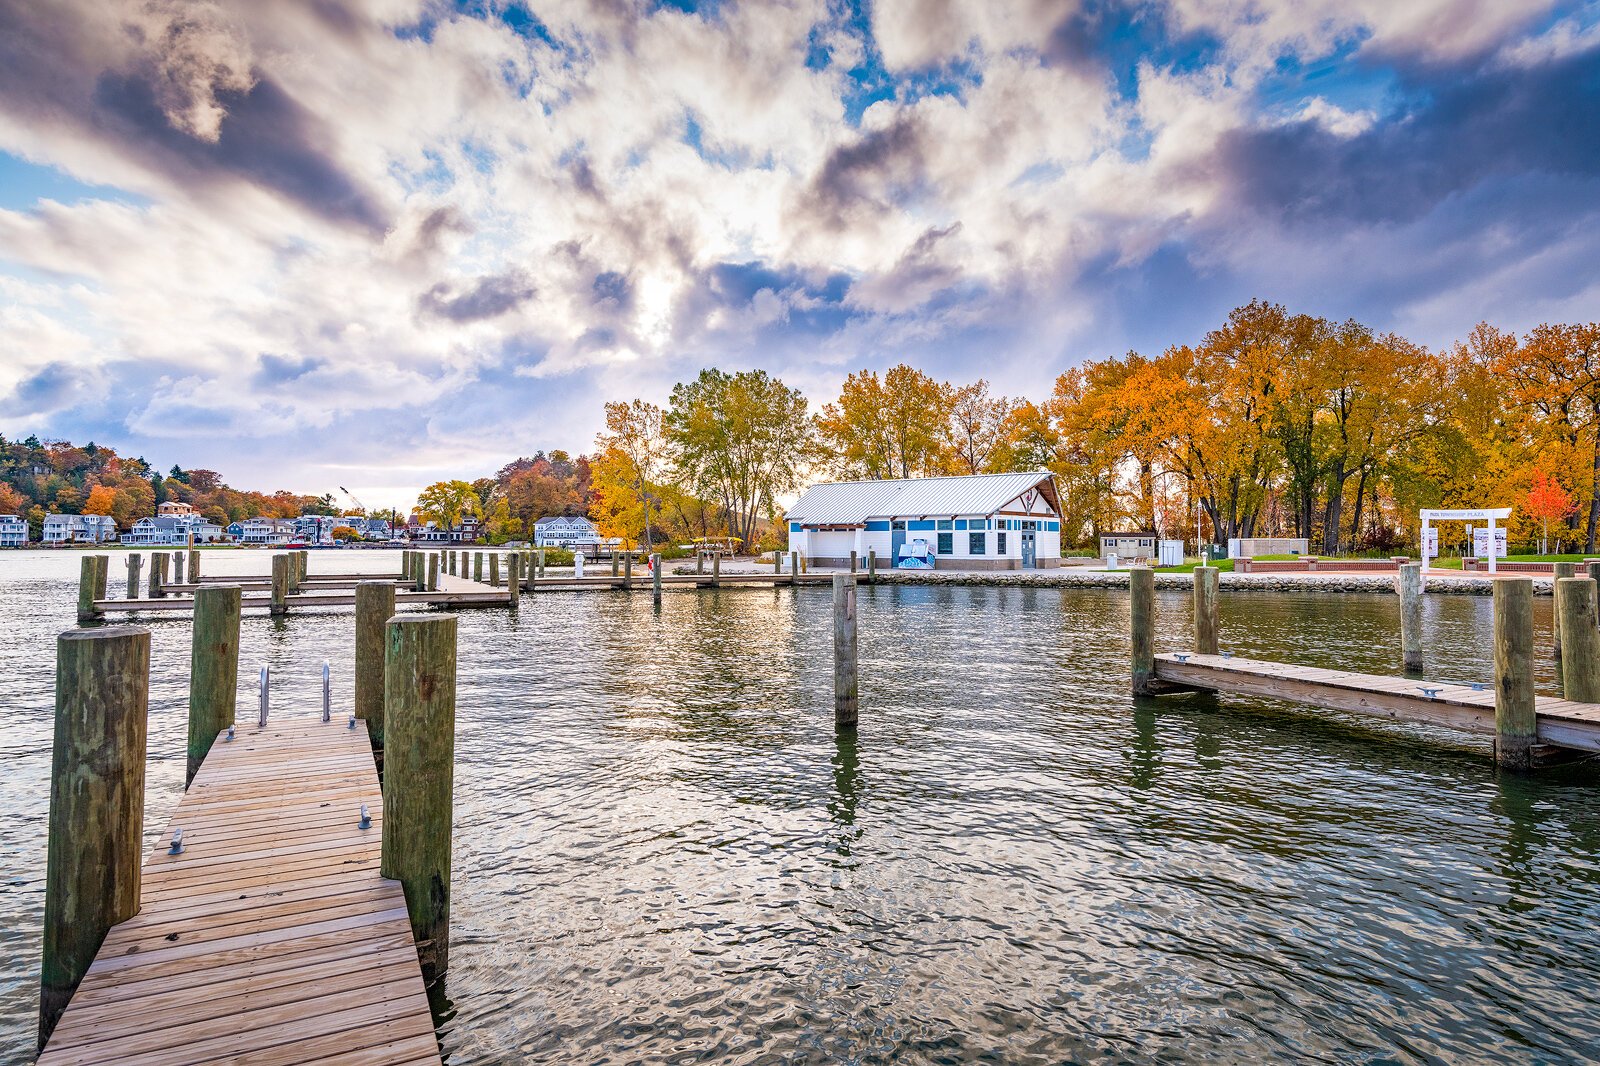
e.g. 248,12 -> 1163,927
1153,652 -> 1600,752
38,715 -> 441,1066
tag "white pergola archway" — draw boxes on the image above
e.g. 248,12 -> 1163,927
1420,507 -> 1512,574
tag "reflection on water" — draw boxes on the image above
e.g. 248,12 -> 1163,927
1,550 -> 1598,1064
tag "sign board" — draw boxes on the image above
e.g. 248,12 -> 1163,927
1472,527 -> 1508,559
1420,507 -> 1513,522
1423,528 -> 1438,554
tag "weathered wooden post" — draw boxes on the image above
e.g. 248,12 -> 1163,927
611,552 -> 619,577
488,552 -> 500,587
39,626 -> 150,1050
77,556 -> 104,623
1493,578 -> 1537,771
298,550 -> 309,587
652,553 -> 662,605
355,581 -> 395,752
790,550 -> 799,578
624,552 -> 633,588
773,549 -> 782,573
1193,565 -> 1219,655
473,551 -> 483,582
850,550 -> 858,574
381,614 -> 457,985
1558,577 -> 1600,703
414,552 -> 426,592
1587,559 -> 1600,592
188,548 -> 200,582
696,551 -> 705,575
507,554 -> 520,612
148,552 -> 166,599
1398,562 -> 1424,673
270,554 -> 290,615
126,553 -> 142,599
712,552 -> 721,587
867,549 -> 877,585
834,573 -> 859,729
172,550 -> 186,585
1553,561 -> 1576,660
187,585 -> 240,787
538,549 -> 546,577
1131,566 -> 1156,696
428,552 -> 440,592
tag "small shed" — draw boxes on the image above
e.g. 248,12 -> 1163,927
1100,533 -> 1158,565
786,471 -> 1063,570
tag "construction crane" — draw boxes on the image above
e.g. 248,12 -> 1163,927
338,485 -> 368,515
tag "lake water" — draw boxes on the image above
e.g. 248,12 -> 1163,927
2,549 -> 1598,1064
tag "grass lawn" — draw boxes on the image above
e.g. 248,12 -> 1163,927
1429,554 -> 1596,570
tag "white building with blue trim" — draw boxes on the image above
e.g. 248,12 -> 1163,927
0,514 -> 28,547
785,471 -> 1064,570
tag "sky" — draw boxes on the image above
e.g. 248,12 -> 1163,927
0,0 -> 1597,508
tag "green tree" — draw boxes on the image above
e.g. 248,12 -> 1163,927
415,480 -> 483,530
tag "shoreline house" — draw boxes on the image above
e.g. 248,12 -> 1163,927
534,515 -> 600,550
786,471 -> 1064,571
407,514 -> 482,544
229,518 -> 297,545
121,512 -> 225,546
0,514 -> 27,547
43,513 -> 118,544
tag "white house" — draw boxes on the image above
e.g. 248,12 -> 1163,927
0,514 -> 27,547
43,513 -> 118,544
234,518 -> 296,545
786,471 -> 1064,570
534,515 -> 600,548
122,513 -> 225,546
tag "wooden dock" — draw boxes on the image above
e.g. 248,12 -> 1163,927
38,714 -> 441,1065
1153,652 -> 1600,753
94,572 -> 508,615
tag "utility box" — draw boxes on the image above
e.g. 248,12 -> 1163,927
1158,540 -> 1185,567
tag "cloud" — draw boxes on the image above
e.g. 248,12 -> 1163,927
0,0 -> 1594,500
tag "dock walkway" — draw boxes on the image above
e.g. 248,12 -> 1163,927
1153,652 -> 1600,753
38,714 -> 441,1066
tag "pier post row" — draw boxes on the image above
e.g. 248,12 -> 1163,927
382,613 -> 459,985
355,581 -> 396,751
1193,566 -> 1219,656
1493,578 -> 1538,771
1557,578 -> 1600,703
186,585 -> 241,787
1398,562 -> 1424,673
39,626 -> 150,1051
834,573 -> 859,729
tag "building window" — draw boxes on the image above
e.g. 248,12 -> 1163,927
969,532 -> 985,554
892,520 -> 906,530
936,519 -> 952,530
998,532 -> 1008,553
937,532 -> 952,554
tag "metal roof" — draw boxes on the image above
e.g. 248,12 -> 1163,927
786,471 -> 1059,524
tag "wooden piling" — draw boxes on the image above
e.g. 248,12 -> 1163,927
652,553 -> 662,605
172,550 -> 185,585
507,554 -> 520,611
381,614 -> 457,984
850,550 -> 858,573
414,552 -> 426,592
624,552 -> 633,587
125,553 -> 141,599
1557,577 -> 1600,703
270,554 -> 290,615
611,553 -> 619,577
1131,566 -> 1155,696
712,552 -> 721,587
1493,578 -> 1537,771
77,557 -> 103,623
1398,562 -> 1424,673
1193,565 -> 1219,655
867,549 -> 876,585
774,550 -> 782,573
696,551 -> 705,575
39,626 -> 150,1051
488,552 -> 499,587
355,581 -> 396,751
148,552 -> 166,599
790,550 -> 799,577
187,585 -> 241,787
538,549 -> 545,578
428,552 -> 440,592
187,548 -> 200,582
473,552 -> 483,582
1553,561 -> 1576,660
834,573 -> 858,729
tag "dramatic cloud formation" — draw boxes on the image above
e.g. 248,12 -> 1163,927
0,0 -> 1595,503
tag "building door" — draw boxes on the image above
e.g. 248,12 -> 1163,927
1021,530 -> 1037,569
892,524 -> 906,567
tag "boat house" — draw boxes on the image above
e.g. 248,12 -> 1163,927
786,471 -> 1064,570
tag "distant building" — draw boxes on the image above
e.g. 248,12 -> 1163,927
157,501 -> 194,517
785,471 -> 1064,571
0,514 -> 28,547
233,518 -> 296,545
1098,533 -> 1158,566
122,512 -> 225,546
534,515 -> 601,548
43,513 -> 118,544
336,515 -> 392,540
410,516 -> 480,543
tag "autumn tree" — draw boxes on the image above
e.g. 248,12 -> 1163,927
1522,471 -> 1575,554
415,480 -> 483,529
818,365 -> 954,479
592,400 -> 667,548
665,368 -> 814,547
83,484 -> 118,516
948,379 -> 1012,474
